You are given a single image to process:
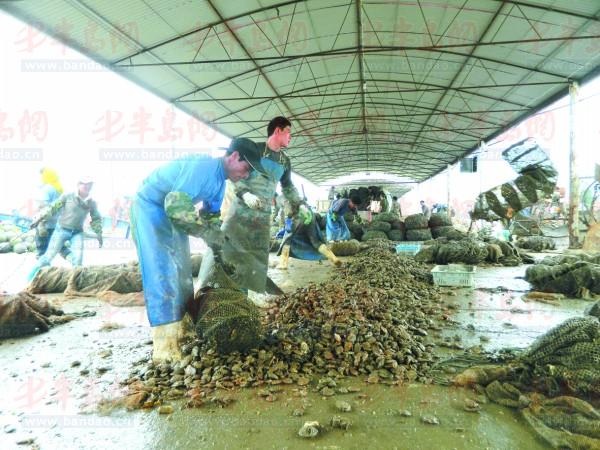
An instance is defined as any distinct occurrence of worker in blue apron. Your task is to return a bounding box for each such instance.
[131,138,265,363]
[326,195,360,241]
[277,205,341,269]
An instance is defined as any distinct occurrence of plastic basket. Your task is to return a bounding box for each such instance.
[395,242,422,256]
[431,264,476,287]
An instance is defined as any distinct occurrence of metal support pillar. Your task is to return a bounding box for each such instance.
[568,81,580,248]
[447,164,452,220]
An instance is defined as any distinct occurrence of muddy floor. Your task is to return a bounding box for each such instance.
[0,244,592,450]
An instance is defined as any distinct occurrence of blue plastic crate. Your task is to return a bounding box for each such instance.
[395,242,422,256]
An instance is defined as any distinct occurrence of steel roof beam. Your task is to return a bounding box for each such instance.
[497,0,600,22]
[406,1,507,160]
[113,0,308,64]
[170,36,580,101]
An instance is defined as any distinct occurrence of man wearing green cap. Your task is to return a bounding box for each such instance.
[131,138,265,363]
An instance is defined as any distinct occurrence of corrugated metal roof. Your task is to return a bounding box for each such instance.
[3,0,599,185]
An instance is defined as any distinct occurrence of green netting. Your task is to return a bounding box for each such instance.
[520,317,600,365]
[431,226,455,239]
[362,230,388,241]
[405,228,433,241]
[330,239,361,256]
[195,260,263,353]
[404,214,429,230]
[196,288,263,354]
[516,236,556,252]
[372,212,399,223]
[428,213,452,228]
[525,261,600,297]
[387,230,405,241]
[368,221,391,232]
[449,316,600,448]
[434,239,488,264]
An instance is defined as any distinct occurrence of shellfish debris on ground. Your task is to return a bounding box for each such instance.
[335,400,352,412]
[330,415,352,430]
[125,248,445,409]
[420,415,440,425]
[298,421,321,438]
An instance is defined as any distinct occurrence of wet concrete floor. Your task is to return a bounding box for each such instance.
[0,247,592,449]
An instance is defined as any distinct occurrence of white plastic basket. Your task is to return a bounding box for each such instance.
[431,264,476,287]
[395,242,422,256]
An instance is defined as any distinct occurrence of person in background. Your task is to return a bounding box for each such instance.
[33,168,71,259]
[420,200,431,220]
[28,177,102,281]
[328,186,335,201]
[326,195,360,241]
[391,195,401,218]
[277,205,341,270]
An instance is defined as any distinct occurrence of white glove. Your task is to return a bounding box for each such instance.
[299,204,309,214]
[242,192,264,210]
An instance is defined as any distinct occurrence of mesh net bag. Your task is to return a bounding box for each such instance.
[405,228,433,241]
[390,220,404,231]
[431,226,455,239]
[196,288,263,353]
[386,230,405,241]
[362,230,388,241]
[525,261,600,297]
[368,221,392,232]
[330,239,361,256]
[514,174,540,203]
[195,260,263,353]
[404,214,429,230]
[348,222,364,240]
[428,213,452,228]
[434,239,487,264]
[520,317,600,364]
[372,212,398,223]
[516,236,556,252]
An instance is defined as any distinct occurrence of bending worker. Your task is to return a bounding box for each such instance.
[326,195,360,241]
[132,138,265,363]
[28,177,102,281]
[277,205,341,270]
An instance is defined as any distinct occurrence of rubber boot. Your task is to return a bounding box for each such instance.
[318,244,342,267]
[277,245,290,270]
[151,320,184,363]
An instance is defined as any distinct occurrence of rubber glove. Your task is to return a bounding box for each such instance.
[242,192,264,210]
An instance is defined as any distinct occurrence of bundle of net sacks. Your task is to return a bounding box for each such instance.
[525,253,600,299]
[414,230,533,266]
[516,236,556,252]
[27,254,204,305]
[445,316,600,449]
[354,211,404,242]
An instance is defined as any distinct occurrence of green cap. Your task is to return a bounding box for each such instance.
[227,138,266,176]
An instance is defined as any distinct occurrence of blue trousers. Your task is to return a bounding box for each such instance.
[38,225,83,267]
